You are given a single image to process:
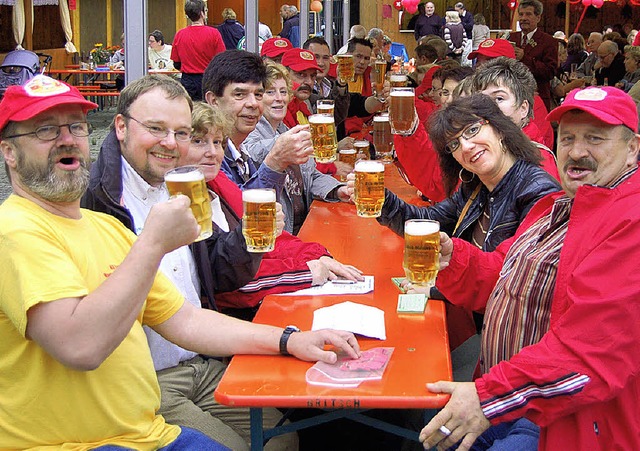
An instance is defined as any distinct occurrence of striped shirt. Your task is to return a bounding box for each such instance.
[480,167,637,373]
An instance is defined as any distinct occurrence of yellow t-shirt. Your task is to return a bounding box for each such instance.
[0,195,184,450]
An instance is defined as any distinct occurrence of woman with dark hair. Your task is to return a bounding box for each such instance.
[349,94,560,368]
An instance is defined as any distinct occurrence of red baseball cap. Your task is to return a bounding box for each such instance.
[547,86,638,132]
[0,75,97,132]
[281,48,321,72]
[260,37,293,58]
[468,39,516,60]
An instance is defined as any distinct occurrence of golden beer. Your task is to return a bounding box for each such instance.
[374,60,387,96]
[354,160,385,218]
[389,73,408,88]
[354,139,371,160]
[242,189,277,253]
[336,54,355,82]
[373,114,394,163]
[389,87,415,135]
[309,114,338,163]
[339,148,358,166]
[317,99,335,116]
[164,165,213,242]
[403,219,440,287]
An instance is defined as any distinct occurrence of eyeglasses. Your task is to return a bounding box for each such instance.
[124,114,191,142]
[3,122,93,141]
[445,120,489,153]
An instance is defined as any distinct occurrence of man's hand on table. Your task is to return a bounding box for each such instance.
[287,329,361,363]
[307,255,364,285]
[419,381,491,450]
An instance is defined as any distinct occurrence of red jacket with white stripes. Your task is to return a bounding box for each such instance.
[436,166,640,450]
[209,172,330,310]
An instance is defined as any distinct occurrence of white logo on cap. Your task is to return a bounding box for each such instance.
[574,87,607,102]
[23,75,71,97]
[300,51,314,61]
[274,39,288,48]
[480,40,495,48]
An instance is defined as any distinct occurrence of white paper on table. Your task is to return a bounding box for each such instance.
[277,276,374,296]
[312,301,386,340]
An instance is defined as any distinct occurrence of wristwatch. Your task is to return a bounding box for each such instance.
[279,325,300,356]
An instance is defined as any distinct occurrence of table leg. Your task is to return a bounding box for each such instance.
[250,408,265,451]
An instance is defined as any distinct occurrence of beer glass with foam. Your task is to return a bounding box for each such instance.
[373,114,394,163]
[354,139,371,160]
[403,219,440,288]
[374,59,387,98]
[338,148,357,181]
[164,165,213,242]
[354,160,385,218]
[309,113,338,163]
[336,54,355,82]
[242,189,277,253]
[389,87,415,135]
[389,73,408,88]
[316,99,335,116]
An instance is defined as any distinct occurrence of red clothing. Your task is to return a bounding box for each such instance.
[522,120,560,181]
[171,25,225,74]
[437,166,640,450]
[531,94,554,150]
[208,172,329,310]
[394,98,446,203]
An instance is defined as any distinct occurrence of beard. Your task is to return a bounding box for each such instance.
[14,146,91,203]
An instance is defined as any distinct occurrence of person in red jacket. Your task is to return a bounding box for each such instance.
[184,101,363,319]
[418,87,640,450]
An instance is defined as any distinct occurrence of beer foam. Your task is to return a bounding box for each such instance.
[390,90,414,97]
[355,160,384,172]
[242,189,276,203]
[340,149,357,154]
[405,220,439,236]
[165,168,204,182]
[389,74,407,81]
[373,115,390,122]
[308,114,334,124]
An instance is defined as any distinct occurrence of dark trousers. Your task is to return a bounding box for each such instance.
[181,73,204,102]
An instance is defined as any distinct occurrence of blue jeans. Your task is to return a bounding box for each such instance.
[470,418,539,450]
[92,426,230,450]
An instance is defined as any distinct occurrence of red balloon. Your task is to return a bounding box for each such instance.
[582,0,593,5]
[405,4,418,13]
[592,0,604,7]
[310,0,322,12]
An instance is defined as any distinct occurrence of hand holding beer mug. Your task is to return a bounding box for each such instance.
[309,113,338,163]
[373,114,394,163]
[403,219,440,288]
[336,54,355,83]
[338,148,357,181]
[316,99,335,116]
[354,139,371,160]
[353,160,385,218]
[242,189,277,253]
[389,87,416,136]
[164,165,213,242]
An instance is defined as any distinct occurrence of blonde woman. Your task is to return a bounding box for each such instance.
[443,10,468,61]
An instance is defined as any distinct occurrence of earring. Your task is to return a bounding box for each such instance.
[459,168,476,183]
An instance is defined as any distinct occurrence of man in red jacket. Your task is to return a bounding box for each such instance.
[419,86,640,450]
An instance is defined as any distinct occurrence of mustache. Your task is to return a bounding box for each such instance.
[296,84,312,92]
[563,157,597,172]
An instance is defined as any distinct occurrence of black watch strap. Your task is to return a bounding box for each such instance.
[279,325,300,356]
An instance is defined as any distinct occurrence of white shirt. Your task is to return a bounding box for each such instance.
[148,44,175,71]
[120,156,201,371]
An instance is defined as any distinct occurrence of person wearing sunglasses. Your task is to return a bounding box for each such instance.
[350,94,560,371]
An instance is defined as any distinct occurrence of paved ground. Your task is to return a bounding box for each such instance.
[0,106,116,203]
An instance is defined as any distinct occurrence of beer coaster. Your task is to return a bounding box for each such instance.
[397,293,427,314]
[391,277,406,292]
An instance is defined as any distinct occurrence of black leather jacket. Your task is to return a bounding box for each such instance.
[80,130,262,311]
[378,159,561,252]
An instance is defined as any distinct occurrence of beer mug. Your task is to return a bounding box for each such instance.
[316,99,335,116]
[242,189,277,253]
[309,114,338,163]
[374,59,387,98]
[336,54,355,82]
[389,87,415,136]
[389,73,408,88]
[373,114,394,163]
[338,148,357,181]
[354,160,385,218]
[164,165,213,242]
[354,139,371,160]
[403,219,440,288]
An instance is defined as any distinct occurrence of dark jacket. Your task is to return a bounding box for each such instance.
[377,159,561,252]
[595,52,626,87]
[459,10,474,39]
[414,14,441,41]
[217,19,245,50]
[81,130,262,311]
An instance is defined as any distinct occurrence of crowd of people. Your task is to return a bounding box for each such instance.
[2,0,640,449]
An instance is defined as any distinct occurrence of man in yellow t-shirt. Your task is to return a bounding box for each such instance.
[0,75,361,450]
